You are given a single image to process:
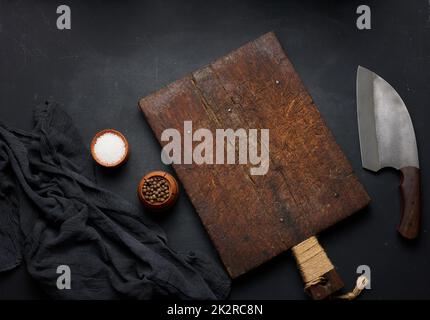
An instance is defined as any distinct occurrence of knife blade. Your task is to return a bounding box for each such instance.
[356,66,421,239]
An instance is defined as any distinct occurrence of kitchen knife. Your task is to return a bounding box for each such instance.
[356,66,421,239]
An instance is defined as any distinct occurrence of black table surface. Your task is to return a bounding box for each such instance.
[0,0,429,300]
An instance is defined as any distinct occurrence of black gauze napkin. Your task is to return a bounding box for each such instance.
[0,102,230,299]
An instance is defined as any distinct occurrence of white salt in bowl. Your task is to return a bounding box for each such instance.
[90,129,129,168]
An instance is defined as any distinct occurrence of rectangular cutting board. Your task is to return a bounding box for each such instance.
[139,32,370,278]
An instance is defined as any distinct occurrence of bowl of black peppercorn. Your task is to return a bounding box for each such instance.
[138,171,179,211]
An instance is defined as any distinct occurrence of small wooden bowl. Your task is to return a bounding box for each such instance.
[138,171,179,211]
[90,129,129,168]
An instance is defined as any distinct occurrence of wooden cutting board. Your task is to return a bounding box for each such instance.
[139,32,370,279]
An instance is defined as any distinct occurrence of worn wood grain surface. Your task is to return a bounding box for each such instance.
[139,32,370,278]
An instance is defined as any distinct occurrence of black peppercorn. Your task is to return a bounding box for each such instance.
[142,176,170,203]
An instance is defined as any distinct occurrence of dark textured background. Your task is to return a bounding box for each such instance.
[0,0,429,299]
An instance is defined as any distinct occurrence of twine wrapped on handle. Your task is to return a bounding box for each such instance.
[292,236,368,300]
[292,236,334,290]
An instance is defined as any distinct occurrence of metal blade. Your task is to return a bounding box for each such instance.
[356,66,419,172]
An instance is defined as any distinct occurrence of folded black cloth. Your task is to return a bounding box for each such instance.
[0,102,230,299]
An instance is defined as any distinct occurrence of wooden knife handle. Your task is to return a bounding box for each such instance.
[398,166,421,239]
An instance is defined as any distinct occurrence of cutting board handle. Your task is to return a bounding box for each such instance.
[292,237,344,300]
[398,166,421,239]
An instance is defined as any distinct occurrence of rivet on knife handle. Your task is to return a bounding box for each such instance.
[398,167,421,239]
